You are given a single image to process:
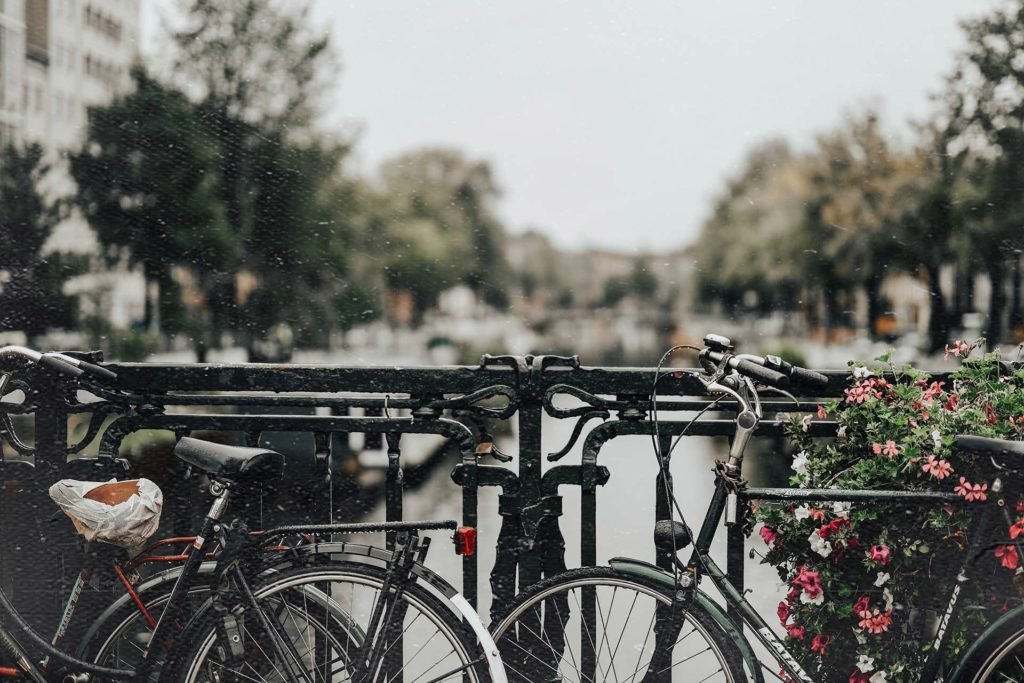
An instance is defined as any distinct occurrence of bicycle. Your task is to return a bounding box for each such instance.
[489,333,1024,682]
[0,346,507,683]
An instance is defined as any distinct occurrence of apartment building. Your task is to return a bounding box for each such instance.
[2,1,143,337]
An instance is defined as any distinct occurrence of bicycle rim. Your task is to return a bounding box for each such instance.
[492,569,744,682]
[179,564,487,683]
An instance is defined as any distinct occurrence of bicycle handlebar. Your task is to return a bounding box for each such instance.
[0,345,118,383]
[698,335,830,392]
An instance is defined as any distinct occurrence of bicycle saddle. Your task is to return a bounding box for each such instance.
[955,434,1024,460]
[175,437,285,483]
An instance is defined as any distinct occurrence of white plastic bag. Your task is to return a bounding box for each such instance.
[48,478,163,548]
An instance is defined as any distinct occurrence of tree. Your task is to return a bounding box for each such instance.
[945,1,1024,344]
[373,148,510,317]
[0,144,79,336]
[70,67,234,349]
[170,0,358,352]
[171,0,332,133]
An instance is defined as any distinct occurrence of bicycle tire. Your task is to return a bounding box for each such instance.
[958,616,1024,682]
[491,566,747,682]
[172,562,492,683]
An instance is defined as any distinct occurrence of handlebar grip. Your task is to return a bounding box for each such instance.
[77,360,118,382]
[733,358,790,389]
[790,366,829,389]
[38,354,85,378]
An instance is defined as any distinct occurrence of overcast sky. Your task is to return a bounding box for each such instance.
[142,1,1003,252]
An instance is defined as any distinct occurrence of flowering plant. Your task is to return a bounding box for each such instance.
[754,341,1024,681]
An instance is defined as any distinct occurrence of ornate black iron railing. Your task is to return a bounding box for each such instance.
[0,351,869,629]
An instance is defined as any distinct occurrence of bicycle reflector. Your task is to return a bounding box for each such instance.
[453,526,477,556]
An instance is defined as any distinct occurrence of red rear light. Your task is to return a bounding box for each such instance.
[453,526,477,556]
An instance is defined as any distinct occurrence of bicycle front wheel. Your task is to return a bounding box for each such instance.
[958,616,1024,682]
[491,566,746,682]
[175,562,491,683]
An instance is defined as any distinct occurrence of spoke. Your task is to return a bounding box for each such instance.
[501,627,586,683]
[551,596,583,678]
[571,587,611,682]
[593,587,621,683]
[627,598,658,683]
[242,623,289,682]
[607,587,641,671]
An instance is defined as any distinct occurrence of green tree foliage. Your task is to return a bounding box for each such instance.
[70,68,233,339]
[692,139,810,315]
[945,1,1024,344]
[0,144,79,335]
[370,148,510,318]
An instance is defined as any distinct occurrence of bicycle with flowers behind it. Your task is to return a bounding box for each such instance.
[489,333,1024,682]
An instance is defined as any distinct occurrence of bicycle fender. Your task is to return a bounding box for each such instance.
[946,603,1024,682]
[609,558,765,683]
[450,594,508,683]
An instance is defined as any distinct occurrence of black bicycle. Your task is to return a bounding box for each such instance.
[0,346,506,683]
[489,333,1024,683]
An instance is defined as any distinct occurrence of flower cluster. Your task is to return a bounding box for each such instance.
[753,341,1024,681]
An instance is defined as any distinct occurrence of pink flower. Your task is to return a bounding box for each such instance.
[792,566,823,600]
[944,393,959,412]
[944,340,971,359]
[852,595,870,614]
[955,477,988,502]
[810,633,830,656]
[922,456,953,480]
[817,405,828,419]
[759,525,778,546]
[869,544,891,566]
[996,545,1019,570]
[882,440,899,457]
[786,622,806,640]
[857,608,893,634]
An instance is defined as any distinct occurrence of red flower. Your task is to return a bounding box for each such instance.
[986,403,999,425]
[786,586,800,604]
[759,525,778,546]
[849,673,871,683]
[810,633,830,656]
[996,545,1019,570]
[944,393,959,412]
[809,508,827,522]
[869,544,891,565]
[777,601,790,626]
[852,595,870,614]
[1011,517,1024,539]
[818,518,849,540]
[817,405,828,419]
[786,623,806,640]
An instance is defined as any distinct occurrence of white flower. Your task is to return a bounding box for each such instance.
[794,504,811,520]
[833,501,851,519]
[855,629,867,645]
[791,452,809,477]
[870,672,889,683]
[883,588,894,610]
[799,589,824,606]
[808,529,833,558]
[857,654,875,672]
[800,414,813,432]
[853,366,874,379]
[837,424,848,439]
[932,429,942,449]
[874,572,890,587]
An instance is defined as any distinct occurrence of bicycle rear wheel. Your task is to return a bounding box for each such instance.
[491,566,746,682]
[174,562,491,683]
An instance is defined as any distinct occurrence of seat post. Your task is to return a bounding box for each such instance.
[206,480,232,523]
